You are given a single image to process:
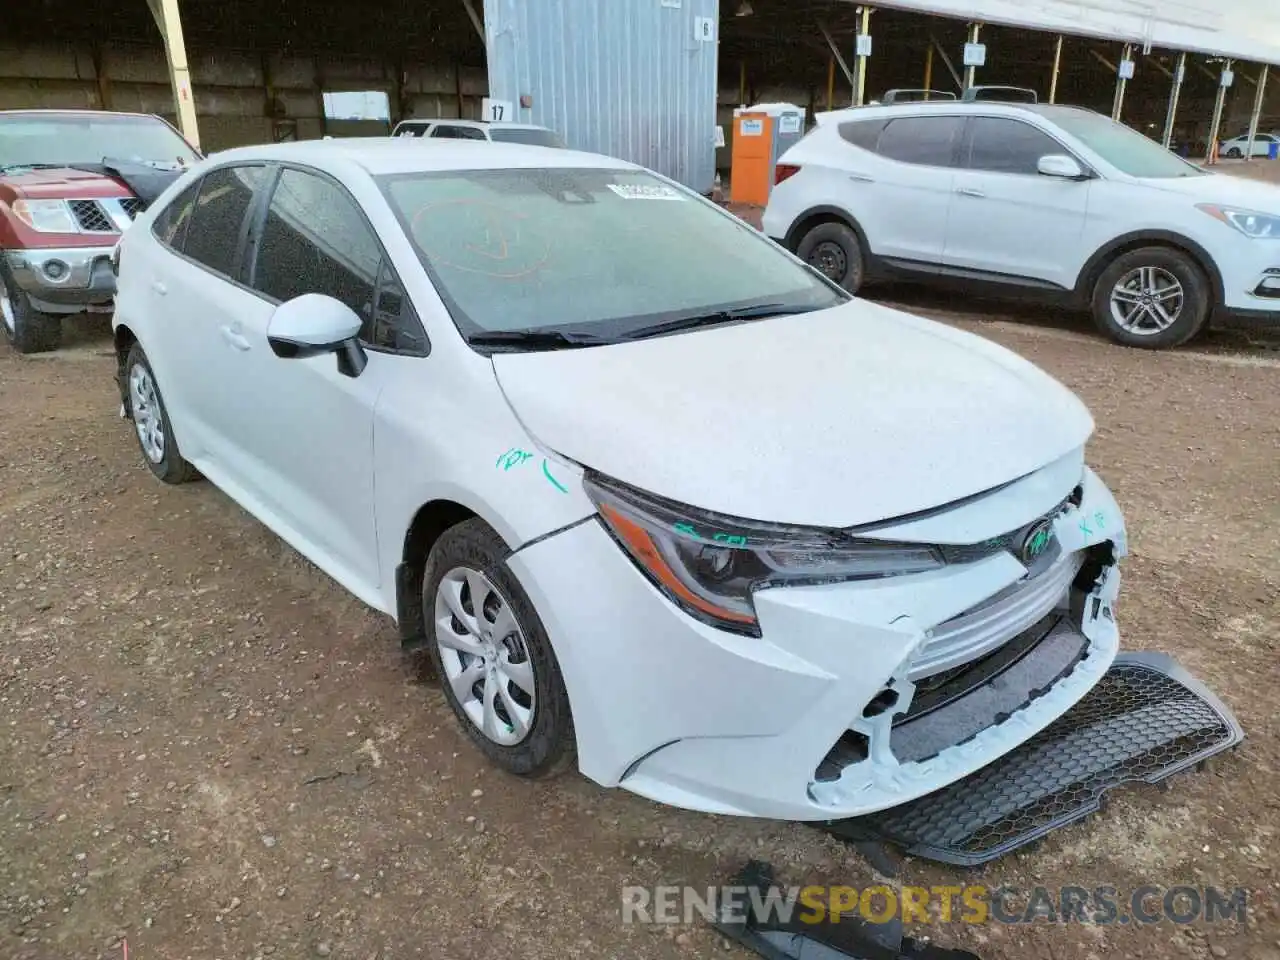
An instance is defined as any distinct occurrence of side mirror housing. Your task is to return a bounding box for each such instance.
[266,293,367,377]
[1038,154,1088,180]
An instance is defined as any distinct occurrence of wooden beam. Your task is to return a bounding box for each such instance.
[91,44,112,110]
[459,0,484,44]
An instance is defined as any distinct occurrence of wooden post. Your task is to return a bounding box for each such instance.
[314,57,328,137]
[1049,35,1063,104]
[923,45,933,98]
[91,45,112,110]
[739,61,747,105]
[1162,52,1186,149]
[826,57,835,110]
[1245,64,1269,161]
[145,0,200,148]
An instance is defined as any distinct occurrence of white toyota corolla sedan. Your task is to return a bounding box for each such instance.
[110,139,1127,821]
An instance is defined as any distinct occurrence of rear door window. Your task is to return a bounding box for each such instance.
[182,165,268,279]
[430,125,487,140]
[875,116,966,167]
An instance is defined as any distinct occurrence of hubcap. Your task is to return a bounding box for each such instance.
[0,276,15,337]
[807,240,848,282]
[433,567,536,747]
[128,363,166,464]
[1110,265,1185,335]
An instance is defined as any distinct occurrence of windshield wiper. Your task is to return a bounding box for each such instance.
[620,303,814,341]
[467,328,609,351]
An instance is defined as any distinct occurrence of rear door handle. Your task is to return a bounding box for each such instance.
[955,187,986,198]
[848,173,875,183]
[151,281,168,296]
[220,325,251,352]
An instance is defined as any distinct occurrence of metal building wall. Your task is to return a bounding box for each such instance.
[482,0,721,194]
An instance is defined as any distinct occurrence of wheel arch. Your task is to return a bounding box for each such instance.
[113,323,139,410]
[395,499,479,648]
[1075,230,1224,307]
[783,204,871,255]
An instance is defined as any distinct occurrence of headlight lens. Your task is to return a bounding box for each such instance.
[12,198,78,233]
[585,474,944,635]
[1197,203,1280,239]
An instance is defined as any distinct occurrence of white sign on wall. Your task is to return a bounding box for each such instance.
[482,98,514,122]
[779,114,802,134]
[740,118,764,136]
[1221,69,1235,88]
[694,16,715,42]
[963,42,986,67]
[1118,59,1135,80]
[714,125,726,148]
[855,34,873,57]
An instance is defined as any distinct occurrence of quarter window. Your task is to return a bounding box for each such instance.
[965,117,1065,175]
[876,116,966,166]
[182,165,267,278]
[251,168,426,353]
[838,118,889,151]
[151,181,200,250]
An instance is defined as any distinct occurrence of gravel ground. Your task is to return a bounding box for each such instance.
[2,290,1279,960]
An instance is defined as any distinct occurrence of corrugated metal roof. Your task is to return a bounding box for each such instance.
[483,0,721,193]
[839,0,1280,65]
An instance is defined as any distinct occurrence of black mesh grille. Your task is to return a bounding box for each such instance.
[823,653,1243,866]
[119,197,144,219]
[69,200,114,232]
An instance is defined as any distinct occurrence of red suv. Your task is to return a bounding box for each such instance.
[1,109,201,353]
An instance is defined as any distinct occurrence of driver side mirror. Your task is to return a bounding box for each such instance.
[266,293,367,378]
[1037,154,1088,180]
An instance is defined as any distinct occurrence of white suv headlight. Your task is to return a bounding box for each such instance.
[12,198,78,234]
[1197,203,1280,239]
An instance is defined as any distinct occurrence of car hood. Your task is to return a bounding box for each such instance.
[0,166,133,200]
[492,300,1094,528]
[1135,170,1280,210]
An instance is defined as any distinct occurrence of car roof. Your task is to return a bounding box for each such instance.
[205,137,633,176]
[0,108,161,120]
[819,101,1101,125]
[394,118,555,133]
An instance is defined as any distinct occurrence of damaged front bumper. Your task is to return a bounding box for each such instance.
[508,466,1126,821]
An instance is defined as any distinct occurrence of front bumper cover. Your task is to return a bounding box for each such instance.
[4,245,117,311]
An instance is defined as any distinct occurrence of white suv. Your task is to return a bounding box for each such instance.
[763,102,1280,349]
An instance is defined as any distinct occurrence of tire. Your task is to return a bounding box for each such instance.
[796,221,866,293]
[1090,246,1211,349]
[0,260,62,354]
[1225,147,1242,159]
[423,518,576,779]
[124,342,199,484]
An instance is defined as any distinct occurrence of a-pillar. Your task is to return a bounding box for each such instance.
[145,0,201,150]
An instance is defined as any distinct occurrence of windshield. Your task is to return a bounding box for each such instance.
[379,167,846,346]
[488,127,567,149]
[1048,109,1203,179]
[0,113,200,170]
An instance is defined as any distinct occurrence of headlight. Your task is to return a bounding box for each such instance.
[11,198,78,234]
[1197,204,1280,239]
[584,474,944,636]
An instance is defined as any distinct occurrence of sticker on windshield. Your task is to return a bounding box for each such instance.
[606,183,686,201]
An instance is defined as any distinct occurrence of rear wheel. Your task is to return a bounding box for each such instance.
[0,261,62,354]
[796,221,866,293]
[125,342,198,484]
[1091,246,1211,349]
[1224,146,1243,159]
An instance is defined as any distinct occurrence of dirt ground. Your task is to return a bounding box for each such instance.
[2,285,1279,960]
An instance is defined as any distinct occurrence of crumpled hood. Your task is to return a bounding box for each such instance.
[493,300,1094,528]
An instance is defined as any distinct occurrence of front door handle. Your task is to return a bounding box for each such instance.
[955,187,986,198]
[848,173,875,183]
[220,325,251,352]
[151,281,168,296]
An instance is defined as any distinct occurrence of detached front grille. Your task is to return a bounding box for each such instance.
[69,199,115,232]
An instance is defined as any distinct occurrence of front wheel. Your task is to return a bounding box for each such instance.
[1091,246,1211,349]
[1224,147,1243,159]
[424,518,576,778]
[0,261,62,354]
[125,343,199,484]
[796,221,866,293]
